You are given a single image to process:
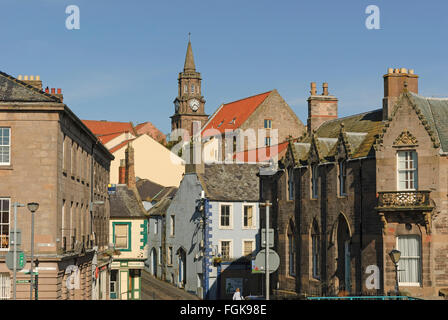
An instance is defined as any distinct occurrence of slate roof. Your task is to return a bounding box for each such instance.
[407,92,448,152]
[202,91,272,137]
[109,185,147,218]
[152,186,178,203]
[147,197,172,217]
[294,109,383,164]
[0,71,61,103]
[198,164,262,201]
[136,179,165,201]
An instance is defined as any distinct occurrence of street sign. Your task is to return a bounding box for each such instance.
[6,250,26,271]
[261,228,274,248]
[253,249,280,274]
[16,279,32,284]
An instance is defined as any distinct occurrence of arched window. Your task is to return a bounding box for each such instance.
[191,84,195,93]
[312,219,320,279]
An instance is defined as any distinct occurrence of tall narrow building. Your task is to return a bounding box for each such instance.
[171,39,208,137]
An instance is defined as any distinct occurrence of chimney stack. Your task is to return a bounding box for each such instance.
[185,141,204,174]
[125,143,136,189]
[383,67,418,120]
[118,159,126,184]
[307,82,338,135]
[18,75,43,90]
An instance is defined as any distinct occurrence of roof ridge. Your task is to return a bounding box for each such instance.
[223,90,272,106]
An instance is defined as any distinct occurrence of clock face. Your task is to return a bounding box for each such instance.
[189,99,200,112]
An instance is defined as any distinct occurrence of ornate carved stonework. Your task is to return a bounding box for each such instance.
[393,129,418,146]
[379,191,428,207]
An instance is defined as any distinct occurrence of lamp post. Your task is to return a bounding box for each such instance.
[389,249,401,296]
[27,202,39,300]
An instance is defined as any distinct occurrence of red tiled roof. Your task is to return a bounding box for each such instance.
[233,141,289,163]
[109,138,135,154]
[82,120,134,136]
[97,132,125,145]
[135,122,166,142]
[202,91,272,137]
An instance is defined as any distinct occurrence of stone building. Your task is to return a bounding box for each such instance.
[0,71,113,300]
[201,90,305,163]
[260,68,448,299]
[170,40,209,137]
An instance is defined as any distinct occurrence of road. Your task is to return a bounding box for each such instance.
[141,269,201,300]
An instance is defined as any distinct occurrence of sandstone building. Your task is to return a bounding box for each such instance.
[261,68,448,299]
[0,72,113,300]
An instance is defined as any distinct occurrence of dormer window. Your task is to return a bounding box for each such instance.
[229,118,236,125]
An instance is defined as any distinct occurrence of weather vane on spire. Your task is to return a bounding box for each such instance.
[188,32,191,42]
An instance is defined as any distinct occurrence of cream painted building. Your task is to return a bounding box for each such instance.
[109,184,148,300]
[109,134,185,187]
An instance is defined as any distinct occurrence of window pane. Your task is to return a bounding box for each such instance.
[244,241,253,256]
[397,236,421,284]
[221,206,230,227]
[115,225,128,248]
[221,241,230,259]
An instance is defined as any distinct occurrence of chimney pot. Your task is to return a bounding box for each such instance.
[45,87,49,93]
[24,75,29,80]
[323,83,329,96]
[310,82,317,96]
[57,88,62,94]
[36,75,40,80]
[409,69,414,75]
[394,68,400,74]
[400,68,408,74]
[388,68,394,74]
[18,75,23,80]
[30,75,34,81]
[51,88,55,94]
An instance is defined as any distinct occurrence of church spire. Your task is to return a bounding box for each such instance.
[184,34,196,72]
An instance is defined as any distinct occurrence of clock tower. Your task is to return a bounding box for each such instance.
[171,39,209,138]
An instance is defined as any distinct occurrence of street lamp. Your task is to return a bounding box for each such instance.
[389,249,401,296]
[27,202,39,300]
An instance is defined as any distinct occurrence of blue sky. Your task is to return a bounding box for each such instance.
[1,0,448,134]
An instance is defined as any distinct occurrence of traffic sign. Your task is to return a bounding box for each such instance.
[261,228,274,248]
[253,249,280,274]
[6,250,26,271]
[9,229,21,246]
